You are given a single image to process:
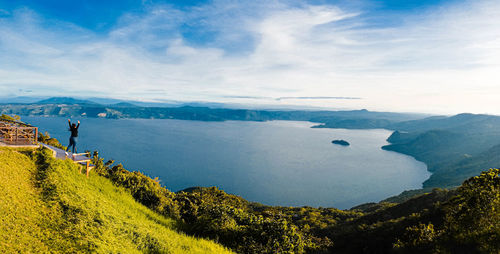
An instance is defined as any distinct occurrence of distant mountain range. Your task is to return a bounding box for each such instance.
[0,96,288,109]
[0,96,426,123]
[36,97,98,105]
[0,96,217,107]
[0,96,47,104]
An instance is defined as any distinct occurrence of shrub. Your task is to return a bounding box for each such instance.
[0,114,20,122]
[38,132,66,150]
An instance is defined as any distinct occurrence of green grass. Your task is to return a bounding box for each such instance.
[0,147,232,254]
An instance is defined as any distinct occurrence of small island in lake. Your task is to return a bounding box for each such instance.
[332,139,350,146]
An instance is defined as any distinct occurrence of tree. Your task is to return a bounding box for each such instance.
[440,168,500,253]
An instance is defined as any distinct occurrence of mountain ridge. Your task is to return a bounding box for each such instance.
[36,97,98,105]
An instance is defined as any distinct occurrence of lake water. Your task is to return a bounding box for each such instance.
[23,116,430,209]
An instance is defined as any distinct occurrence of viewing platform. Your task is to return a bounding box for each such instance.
[41,143,95,178]
[1,118,94,177]
[0,119,38,147]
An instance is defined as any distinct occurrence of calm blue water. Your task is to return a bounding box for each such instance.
[23,116,430,209]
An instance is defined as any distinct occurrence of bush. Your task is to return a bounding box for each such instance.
[393,223,439,253]
[175,188,307,253]
[38,132,66,150]
[393,168,500,253]
[100,160,179,218]
[0,114,20,122]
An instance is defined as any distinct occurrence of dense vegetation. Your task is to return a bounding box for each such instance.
[0,147,232,253]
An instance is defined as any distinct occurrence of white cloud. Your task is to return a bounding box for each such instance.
[0,0,499,114]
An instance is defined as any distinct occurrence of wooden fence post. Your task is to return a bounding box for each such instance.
[86,161,90,178]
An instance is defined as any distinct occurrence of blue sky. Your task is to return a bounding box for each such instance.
[0,0,499,113]
[0,0,457,44]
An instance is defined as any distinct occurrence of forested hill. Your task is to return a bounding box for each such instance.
[384,113,500,188]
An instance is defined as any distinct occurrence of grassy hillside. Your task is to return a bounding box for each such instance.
[0,147,232,253]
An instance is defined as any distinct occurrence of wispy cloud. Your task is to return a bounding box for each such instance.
[277,97,361,101]
[221,95,361,101]
[0,0,499,114]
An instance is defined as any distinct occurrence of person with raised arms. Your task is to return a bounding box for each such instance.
[66,119,80,154]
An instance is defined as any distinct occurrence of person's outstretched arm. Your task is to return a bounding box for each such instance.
[76,120,80,129]
[68,119,71,128]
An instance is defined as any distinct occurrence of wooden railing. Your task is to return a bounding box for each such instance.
[0,120,38,145]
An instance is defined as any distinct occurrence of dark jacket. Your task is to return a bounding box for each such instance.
[69,122,80,137]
